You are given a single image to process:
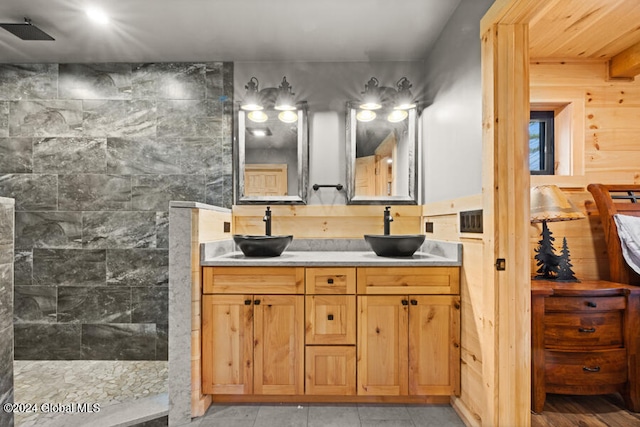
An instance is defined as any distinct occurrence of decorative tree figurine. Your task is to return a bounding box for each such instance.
[556,237,579,282]
[534,221,560,279]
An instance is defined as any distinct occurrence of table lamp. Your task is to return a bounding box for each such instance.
[530,185,585,281]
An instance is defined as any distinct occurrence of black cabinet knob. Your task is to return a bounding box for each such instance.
[327,314,334,320]
[327,278,334,284]
[401,300,409,306]
[410,299,418,305]
[586,301,597,308]
[582,366,601,373]
[254,299,261,305]
[244,299,251,305]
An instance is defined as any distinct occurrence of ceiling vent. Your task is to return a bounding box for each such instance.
[0,18,54,41]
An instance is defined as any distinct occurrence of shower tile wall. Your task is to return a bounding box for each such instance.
[0,62,234,360]
[0,197,14,427]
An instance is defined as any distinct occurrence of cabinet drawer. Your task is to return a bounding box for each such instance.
[203,266,304,294]
[545,296,625,313]
[545,349,627,387]
[357,267,459,295]
[544,311,623,348]
[306,295,356,345]
[306,268,356,294]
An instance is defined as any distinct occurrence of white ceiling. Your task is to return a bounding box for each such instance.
[0,0,462,63]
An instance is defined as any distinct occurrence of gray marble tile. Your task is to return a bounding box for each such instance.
[131,416,168,427]
[33,137,107,173]
[205,174,224,207]
[358,405,411,420]
[180,137,222,174]
[15,211,83,249]
[222,62,234,109]
[308,405,361,427]
[222,174,233,209]
[107,137,181,174]
[156,212,169,249]
[14,323,82,360]
[9,100,83,137]
[82,211,158,249]
[59,63,132,99]
[132,287,168,323]
[406,406,465,427]
[13,286,57,323]
[360,421,415,427]
[14,251,32,286]
[0,324,13,427]
[156,100,219,138]
[0,263,12,331]
[0,102,8,137]
[0,174,57,211]
[81,323,156,360]
[205,63,224,100]
[202,404,261,420]
[132,174,205,211]
[58,286,131,323]
[107,249,168,286]
[253,405,309,427]
[0,137,32,172]
[0,64,57,100]
[132,63,206,100]
[156,323,168,361]
[59,174,131,211]
[0,203,13,264]
[197,419,255,427]
[32,248,106,286]
[83,100,156,137]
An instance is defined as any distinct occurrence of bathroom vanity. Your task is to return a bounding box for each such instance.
[199,240,461,403]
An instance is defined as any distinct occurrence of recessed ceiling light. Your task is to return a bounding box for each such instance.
[86,7,110,25]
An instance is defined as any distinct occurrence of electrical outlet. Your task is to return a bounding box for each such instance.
[460,209,483,233]
[223,221,231,233]
[425,222,434,233]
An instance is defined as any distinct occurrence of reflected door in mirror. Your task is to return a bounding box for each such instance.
[244,164,288,196]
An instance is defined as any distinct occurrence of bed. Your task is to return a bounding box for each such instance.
[587,183,640,286]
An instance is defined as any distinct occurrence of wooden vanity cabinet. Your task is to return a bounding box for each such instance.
[202,267,304,395]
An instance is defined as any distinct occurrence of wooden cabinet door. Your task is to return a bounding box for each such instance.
[408,295,460,396]
[306,295,356,345]
[306,346,356,395]
[357,295,409,396]
[253,295,304,395]
[202,294,253,395]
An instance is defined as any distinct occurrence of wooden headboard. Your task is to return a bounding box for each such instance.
[587,184,640,286]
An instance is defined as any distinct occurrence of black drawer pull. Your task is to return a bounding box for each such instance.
[327,278,334,284]
[244,299,251,305]
[579,327,596,333]
[586,301,597,308]
[254,299,261,305]
[410,299,418,305]
[327,314,334,320]
[401,300,409,306]
[582,366,601,373]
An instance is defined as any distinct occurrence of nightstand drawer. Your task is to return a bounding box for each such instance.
[544,311,623,348]
[545,349,627,387]
[545,296,625,312]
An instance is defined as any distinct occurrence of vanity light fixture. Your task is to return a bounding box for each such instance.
[387,110,408,123]
[356,110,377,122]
[86,7,110,25]
[358,76,417,113]
[241,76,300,122]
[247,110,268,123]
[278,110,298,123]
[246,127,272,137]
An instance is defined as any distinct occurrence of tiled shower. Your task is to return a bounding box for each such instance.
[0,62,233,424]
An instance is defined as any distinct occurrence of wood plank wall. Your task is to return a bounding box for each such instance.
[191,208,232,416]
[422,194,484,427]
[530,61,640,282]
[232,205,423,237]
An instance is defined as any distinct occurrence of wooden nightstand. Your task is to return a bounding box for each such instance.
[531,279,640,413]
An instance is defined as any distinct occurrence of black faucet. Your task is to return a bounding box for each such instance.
[263,206,272,236]
[383,206,393,235]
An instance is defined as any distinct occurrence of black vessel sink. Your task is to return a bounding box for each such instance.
[364,234,426,257]
[233,234,293,257]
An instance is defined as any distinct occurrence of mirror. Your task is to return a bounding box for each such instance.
[234,103,308,204]
[345,103,418,204]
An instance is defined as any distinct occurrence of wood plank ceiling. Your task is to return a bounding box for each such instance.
[528,0,640,77]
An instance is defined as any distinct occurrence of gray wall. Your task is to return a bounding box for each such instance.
[234,61,424,205]
[0,197,14,426]
[421,0,494,203]
[0,63,233,360]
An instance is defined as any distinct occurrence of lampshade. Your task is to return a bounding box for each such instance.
[530,185,585,223]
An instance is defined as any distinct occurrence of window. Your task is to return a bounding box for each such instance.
[529,111,554,175]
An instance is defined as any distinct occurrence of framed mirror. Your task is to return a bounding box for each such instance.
[345,102,418,204]
[234,103,309,204]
